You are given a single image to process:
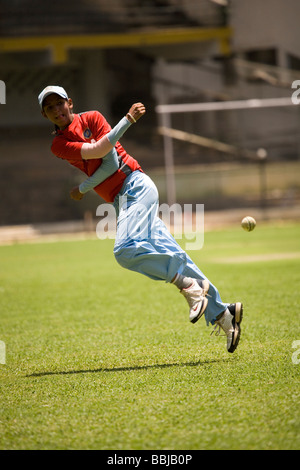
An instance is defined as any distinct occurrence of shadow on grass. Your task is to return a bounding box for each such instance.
[26,358,231,378]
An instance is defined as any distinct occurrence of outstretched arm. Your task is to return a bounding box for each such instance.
[81,102,145,160]
[70,102,146,200]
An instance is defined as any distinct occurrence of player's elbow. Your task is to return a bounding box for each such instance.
[81,138,113,160]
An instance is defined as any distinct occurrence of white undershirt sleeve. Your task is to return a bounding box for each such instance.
[78,148,119,194]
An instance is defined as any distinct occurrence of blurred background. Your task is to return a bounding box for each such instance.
[0,0,299,238]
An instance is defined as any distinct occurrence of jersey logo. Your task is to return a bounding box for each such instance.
[83,128,92,139]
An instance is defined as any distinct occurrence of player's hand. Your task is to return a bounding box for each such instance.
[127,102,146,123]
[70,186,84,201]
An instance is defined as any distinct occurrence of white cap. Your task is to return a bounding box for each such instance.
[38,86,68,109]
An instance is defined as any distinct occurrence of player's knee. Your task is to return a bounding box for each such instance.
[114,245,134,269]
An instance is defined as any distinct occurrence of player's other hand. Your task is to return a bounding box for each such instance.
[70,186,84,201]
[127,102,146,123]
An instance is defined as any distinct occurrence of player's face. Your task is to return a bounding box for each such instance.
[42,94,74,129]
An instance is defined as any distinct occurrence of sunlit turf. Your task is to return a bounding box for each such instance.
[0,222,299,449]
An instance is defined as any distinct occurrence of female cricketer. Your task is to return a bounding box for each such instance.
[38,85,243,353]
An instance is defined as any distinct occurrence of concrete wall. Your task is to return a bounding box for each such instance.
[230,0,300,67]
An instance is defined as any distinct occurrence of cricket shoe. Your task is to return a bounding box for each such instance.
[211,302,243,353]
[180,279,210,323]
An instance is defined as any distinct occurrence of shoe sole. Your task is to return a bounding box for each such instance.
[228,302,243,353]
[190,280,210,324]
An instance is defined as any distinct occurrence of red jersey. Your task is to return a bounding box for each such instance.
[51,111,143,202]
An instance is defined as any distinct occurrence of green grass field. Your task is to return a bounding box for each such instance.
[0,222,300,450]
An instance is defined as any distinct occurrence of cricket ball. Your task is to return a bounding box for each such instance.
[241,216,256,232]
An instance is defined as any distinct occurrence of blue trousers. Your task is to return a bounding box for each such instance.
[113,171,227,325]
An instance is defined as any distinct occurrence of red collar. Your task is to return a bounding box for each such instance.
[52,114,78,135]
